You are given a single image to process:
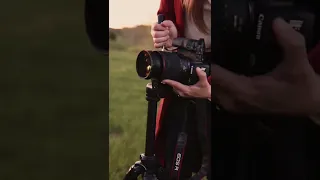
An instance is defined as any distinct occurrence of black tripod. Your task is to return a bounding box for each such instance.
[123,81,168,180]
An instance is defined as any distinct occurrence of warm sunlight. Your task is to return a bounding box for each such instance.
[109,0,160,29]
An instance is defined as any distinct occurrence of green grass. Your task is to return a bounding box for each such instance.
[109,24,155,178]
[109,48,150,179]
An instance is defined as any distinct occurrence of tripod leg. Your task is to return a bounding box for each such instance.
[144,99,157,156]
[123,161,146,180]
[123,83,163,180]
[144,82,160,156]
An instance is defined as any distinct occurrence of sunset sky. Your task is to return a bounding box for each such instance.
[109,0,160,29]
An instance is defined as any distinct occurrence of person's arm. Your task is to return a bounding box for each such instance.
[157,0,175,23]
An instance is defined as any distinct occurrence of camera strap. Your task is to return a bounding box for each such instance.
[191,99,211,180]
[169,100,190,180]
[169,99,211,180]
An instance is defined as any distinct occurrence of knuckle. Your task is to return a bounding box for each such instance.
[151,24,157,31]
[153,38,158,43]
[166,20,173,25]
[151,30,156,37]
[152,24,161,31]
[163,20,173,27]
[154,32,162,38]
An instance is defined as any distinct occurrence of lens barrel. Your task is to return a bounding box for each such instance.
[136,50,162,79]
[136,50,192,83]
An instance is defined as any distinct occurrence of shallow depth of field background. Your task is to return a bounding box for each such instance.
[0,1,108,179]
[109,26,155,179]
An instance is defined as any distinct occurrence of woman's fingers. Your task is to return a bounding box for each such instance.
[196,67,208,85]
[153,36,169,43]
[162,79,190,97]
[154,42,166,48]
[152,30,170,48]
[151,23,166,31]
[162,80,190,96]
[152,30,169,38]
[161,68,211,98]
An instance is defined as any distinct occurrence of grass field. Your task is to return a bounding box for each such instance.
[109,29,155,178]
[109,25,154,179]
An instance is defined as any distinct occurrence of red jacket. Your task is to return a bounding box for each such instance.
[155,0,320,166]
[154,0,189,166]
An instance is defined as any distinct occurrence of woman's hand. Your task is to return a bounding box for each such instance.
[162,68,211,99]
[151,20,178,48]
[211,18,320,114]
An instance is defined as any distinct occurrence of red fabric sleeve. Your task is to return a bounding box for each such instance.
[157,0,185,37]
[157,0,175,24]
[155,0,176,167]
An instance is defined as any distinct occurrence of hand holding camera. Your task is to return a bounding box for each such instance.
[149,18,211,99]
[151,20,178,48]
[162,67,211,99]
[211,18,320,114]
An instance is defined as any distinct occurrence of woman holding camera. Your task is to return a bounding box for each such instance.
[151,0,212,179]
[152,0,320,179]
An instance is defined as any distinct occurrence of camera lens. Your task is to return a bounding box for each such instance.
[136,50,162,79]
[136,50,195,83]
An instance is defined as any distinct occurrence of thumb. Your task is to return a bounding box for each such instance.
[211,64,252,95]
[196,67,208,84]
[161,20,175,29]
[272,18,308,62]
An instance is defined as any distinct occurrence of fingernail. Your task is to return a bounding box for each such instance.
[161,81,166,84]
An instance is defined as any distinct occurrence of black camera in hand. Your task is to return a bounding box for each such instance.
[211,0,317,75]
[135,38,211,98]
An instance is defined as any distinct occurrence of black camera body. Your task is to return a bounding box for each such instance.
[211,0,316,75]
[136,38,211,97]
